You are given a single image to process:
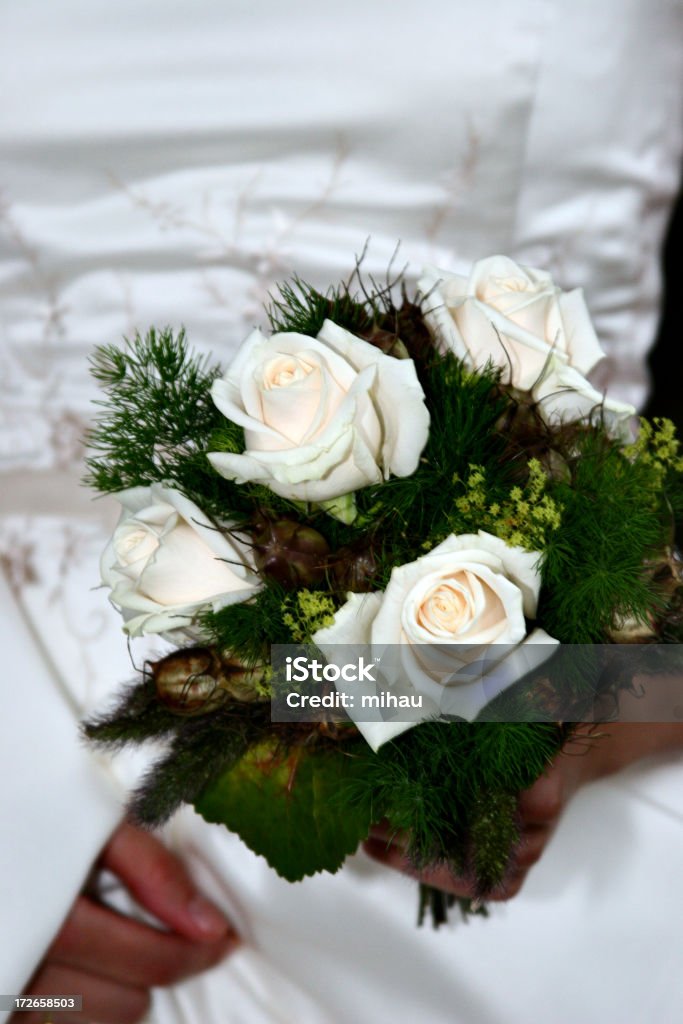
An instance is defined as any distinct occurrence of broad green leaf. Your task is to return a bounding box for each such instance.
[195,740,373,881]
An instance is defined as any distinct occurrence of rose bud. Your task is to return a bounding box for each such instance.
[253,517,331,587]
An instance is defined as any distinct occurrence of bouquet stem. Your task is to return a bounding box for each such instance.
[418,884,489,928]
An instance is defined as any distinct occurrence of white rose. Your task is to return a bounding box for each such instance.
[419,255,634,432]
[207,320,430,519]
[101,484,260,637]
[314,531,558,750]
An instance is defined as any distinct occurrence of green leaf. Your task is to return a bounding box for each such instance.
[194,740,373,881]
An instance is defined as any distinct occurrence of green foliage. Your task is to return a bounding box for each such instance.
[267,276,373,338]
[84,680,273,826]
[625,419,683,546]
[623,417,683,482]
[622,416,683,547]
[468,790,519,896]
[196,738,374,881]
[200,583,299,666]
[129,709,265,827]
[539,432,669,642]
[83,678,181,747]
[281,590,337,643]
[454,458,563,551]
[85,327,252,521]
[325,355,510,584]
[201,584,343,667]
[207,422,246,455]
[350,720,565,896]
[86,327,219,487]
[467,722,568,790]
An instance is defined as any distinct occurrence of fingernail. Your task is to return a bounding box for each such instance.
[186,896,231,939]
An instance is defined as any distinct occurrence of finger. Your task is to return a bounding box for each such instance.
[366,822,541,878]
[363,837,421,876]
[15,962,149,1024]
[487,869,528,901]
[363,839,529,902]
[519,735,599,826]
[101,823,234,942]
[367,822,407,848]
[363,839,476,898]
[512,824,551,869]
[518,768,565,825]
[49,895,237,989]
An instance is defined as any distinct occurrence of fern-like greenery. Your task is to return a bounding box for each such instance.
[200,583,298,667]
[539,432,668,642]
[267,276,374,338]
[85,327,254,521]
[350,721,569,893]
[318,355,511,577]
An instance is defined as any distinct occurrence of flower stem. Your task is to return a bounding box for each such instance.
[417,884,489,928]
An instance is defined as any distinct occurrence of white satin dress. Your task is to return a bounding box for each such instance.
[2,2,683,1022]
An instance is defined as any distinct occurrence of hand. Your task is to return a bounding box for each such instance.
[11,822,239,1024]
[364,723,683,902]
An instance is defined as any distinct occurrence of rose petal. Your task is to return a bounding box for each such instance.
[534,359,636,439]
[557,288,605,375]
[317,320,430,478]
[468,255,552,298]
[401,562,526,646]
[314,591,382,647]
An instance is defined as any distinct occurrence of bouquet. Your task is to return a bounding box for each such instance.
[85,254,683,926]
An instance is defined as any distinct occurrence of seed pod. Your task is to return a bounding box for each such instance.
[495,392,547,447]
[607,613,658,644]
[219,659,268,702]
[152,647,227,715]
[395,297,438,364]
[530,677,565,720]
[538,447,571,484]
[152,647,266,715]
[331,540,378,592]
[359,324,410,360]
[253,516,330,587]
[651,548,683,597]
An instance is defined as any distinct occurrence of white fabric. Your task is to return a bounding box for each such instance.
[1,1,683,1021]
[0,570,122,1000]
